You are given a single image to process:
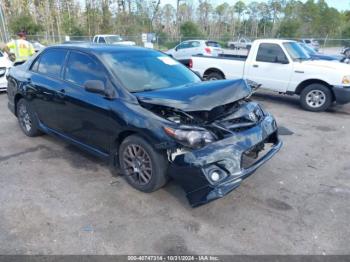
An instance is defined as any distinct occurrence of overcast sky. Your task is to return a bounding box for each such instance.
[159,0,350,11]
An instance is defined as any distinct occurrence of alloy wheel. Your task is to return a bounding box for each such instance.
[18,103,32,132]
[122,144,153,185]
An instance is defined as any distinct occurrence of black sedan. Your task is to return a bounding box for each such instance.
[6,44,282,207]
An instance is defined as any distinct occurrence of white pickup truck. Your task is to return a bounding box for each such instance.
[0,51,12,91]
[190,39,350,111]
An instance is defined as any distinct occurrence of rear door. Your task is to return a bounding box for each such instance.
[245,43,292,92]
[27,48,68,130]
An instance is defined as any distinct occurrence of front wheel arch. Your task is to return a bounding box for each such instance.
[295,79,333,96]
[112,130,164,167]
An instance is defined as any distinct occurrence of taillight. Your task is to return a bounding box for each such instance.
[189,59,193,68]
[204,47,211,54]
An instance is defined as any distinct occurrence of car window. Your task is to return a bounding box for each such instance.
[206,41,221,48]
[256,43,288,63]
[177,42,190,50]
[98,37,106,43]
[64,51,106,87]
[305,40,311,43]
[31,57,40,72]
[190,41,200,47]
[0,51,3,57]
[240,39,245,43]
[37,49,68,77]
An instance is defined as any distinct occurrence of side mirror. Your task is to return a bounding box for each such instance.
[84,80,106,95]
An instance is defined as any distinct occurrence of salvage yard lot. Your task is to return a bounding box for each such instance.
[0,91,349,254]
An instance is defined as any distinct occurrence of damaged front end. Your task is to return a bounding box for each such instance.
[137,79,282,207]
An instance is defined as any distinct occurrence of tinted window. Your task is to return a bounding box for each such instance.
[64,51,106,86]
[101,50,200,93]
[38,49,67,77]
[31,58,40,71]
[98,37,106,43]
[256,43,288,63]
[206,41,221,48]
[0,51,3,57]
[190,41,200,47]
[177,42,190,50]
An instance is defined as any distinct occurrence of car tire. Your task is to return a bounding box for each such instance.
[119,135,169,193]
[206,72,224,81]
[17,99,42,137]
[300,84,333,112]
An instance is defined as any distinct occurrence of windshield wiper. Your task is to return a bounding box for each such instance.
[295,57,310,62]
[131,88,156,93]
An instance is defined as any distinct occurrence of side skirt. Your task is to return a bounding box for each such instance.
[38,121,110,161]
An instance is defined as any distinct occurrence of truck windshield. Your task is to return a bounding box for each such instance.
[283,42,310,61]
[101,50,201,93]
[299,43,317,55]
[105,36,123,44]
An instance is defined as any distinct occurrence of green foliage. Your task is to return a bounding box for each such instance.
[9,14,43,35]
[278,19,300,38]
[180,21,203,38]
[3,0,350,43]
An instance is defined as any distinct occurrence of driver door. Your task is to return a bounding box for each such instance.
[245,43,292,92]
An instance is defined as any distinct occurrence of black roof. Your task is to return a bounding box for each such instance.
[47,43,149,53]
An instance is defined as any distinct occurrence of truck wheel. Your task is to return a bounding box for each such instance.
[300,84,333,112]
[119,135,169,193]
[17,99,42,137]
[206,72,224,81]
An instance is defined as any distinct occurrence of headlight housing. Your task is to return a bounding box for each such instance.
[342,75,350,85]
[164,126,215,149]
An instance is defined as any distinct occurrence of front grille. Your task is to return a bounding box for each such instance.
[220,114,260,133]
[241,133,278,169]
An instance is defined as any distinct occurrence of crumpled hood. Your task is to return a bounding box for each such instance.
[135,79,251,111]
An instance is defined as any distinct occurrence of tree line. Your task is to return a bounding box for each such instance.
[1,0,350,46]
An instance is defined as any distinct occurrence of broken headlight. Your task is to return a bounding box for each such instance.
[164,126,215,148]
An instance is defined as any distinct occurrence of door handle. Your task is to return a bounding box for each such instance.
[253,64,259,68]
